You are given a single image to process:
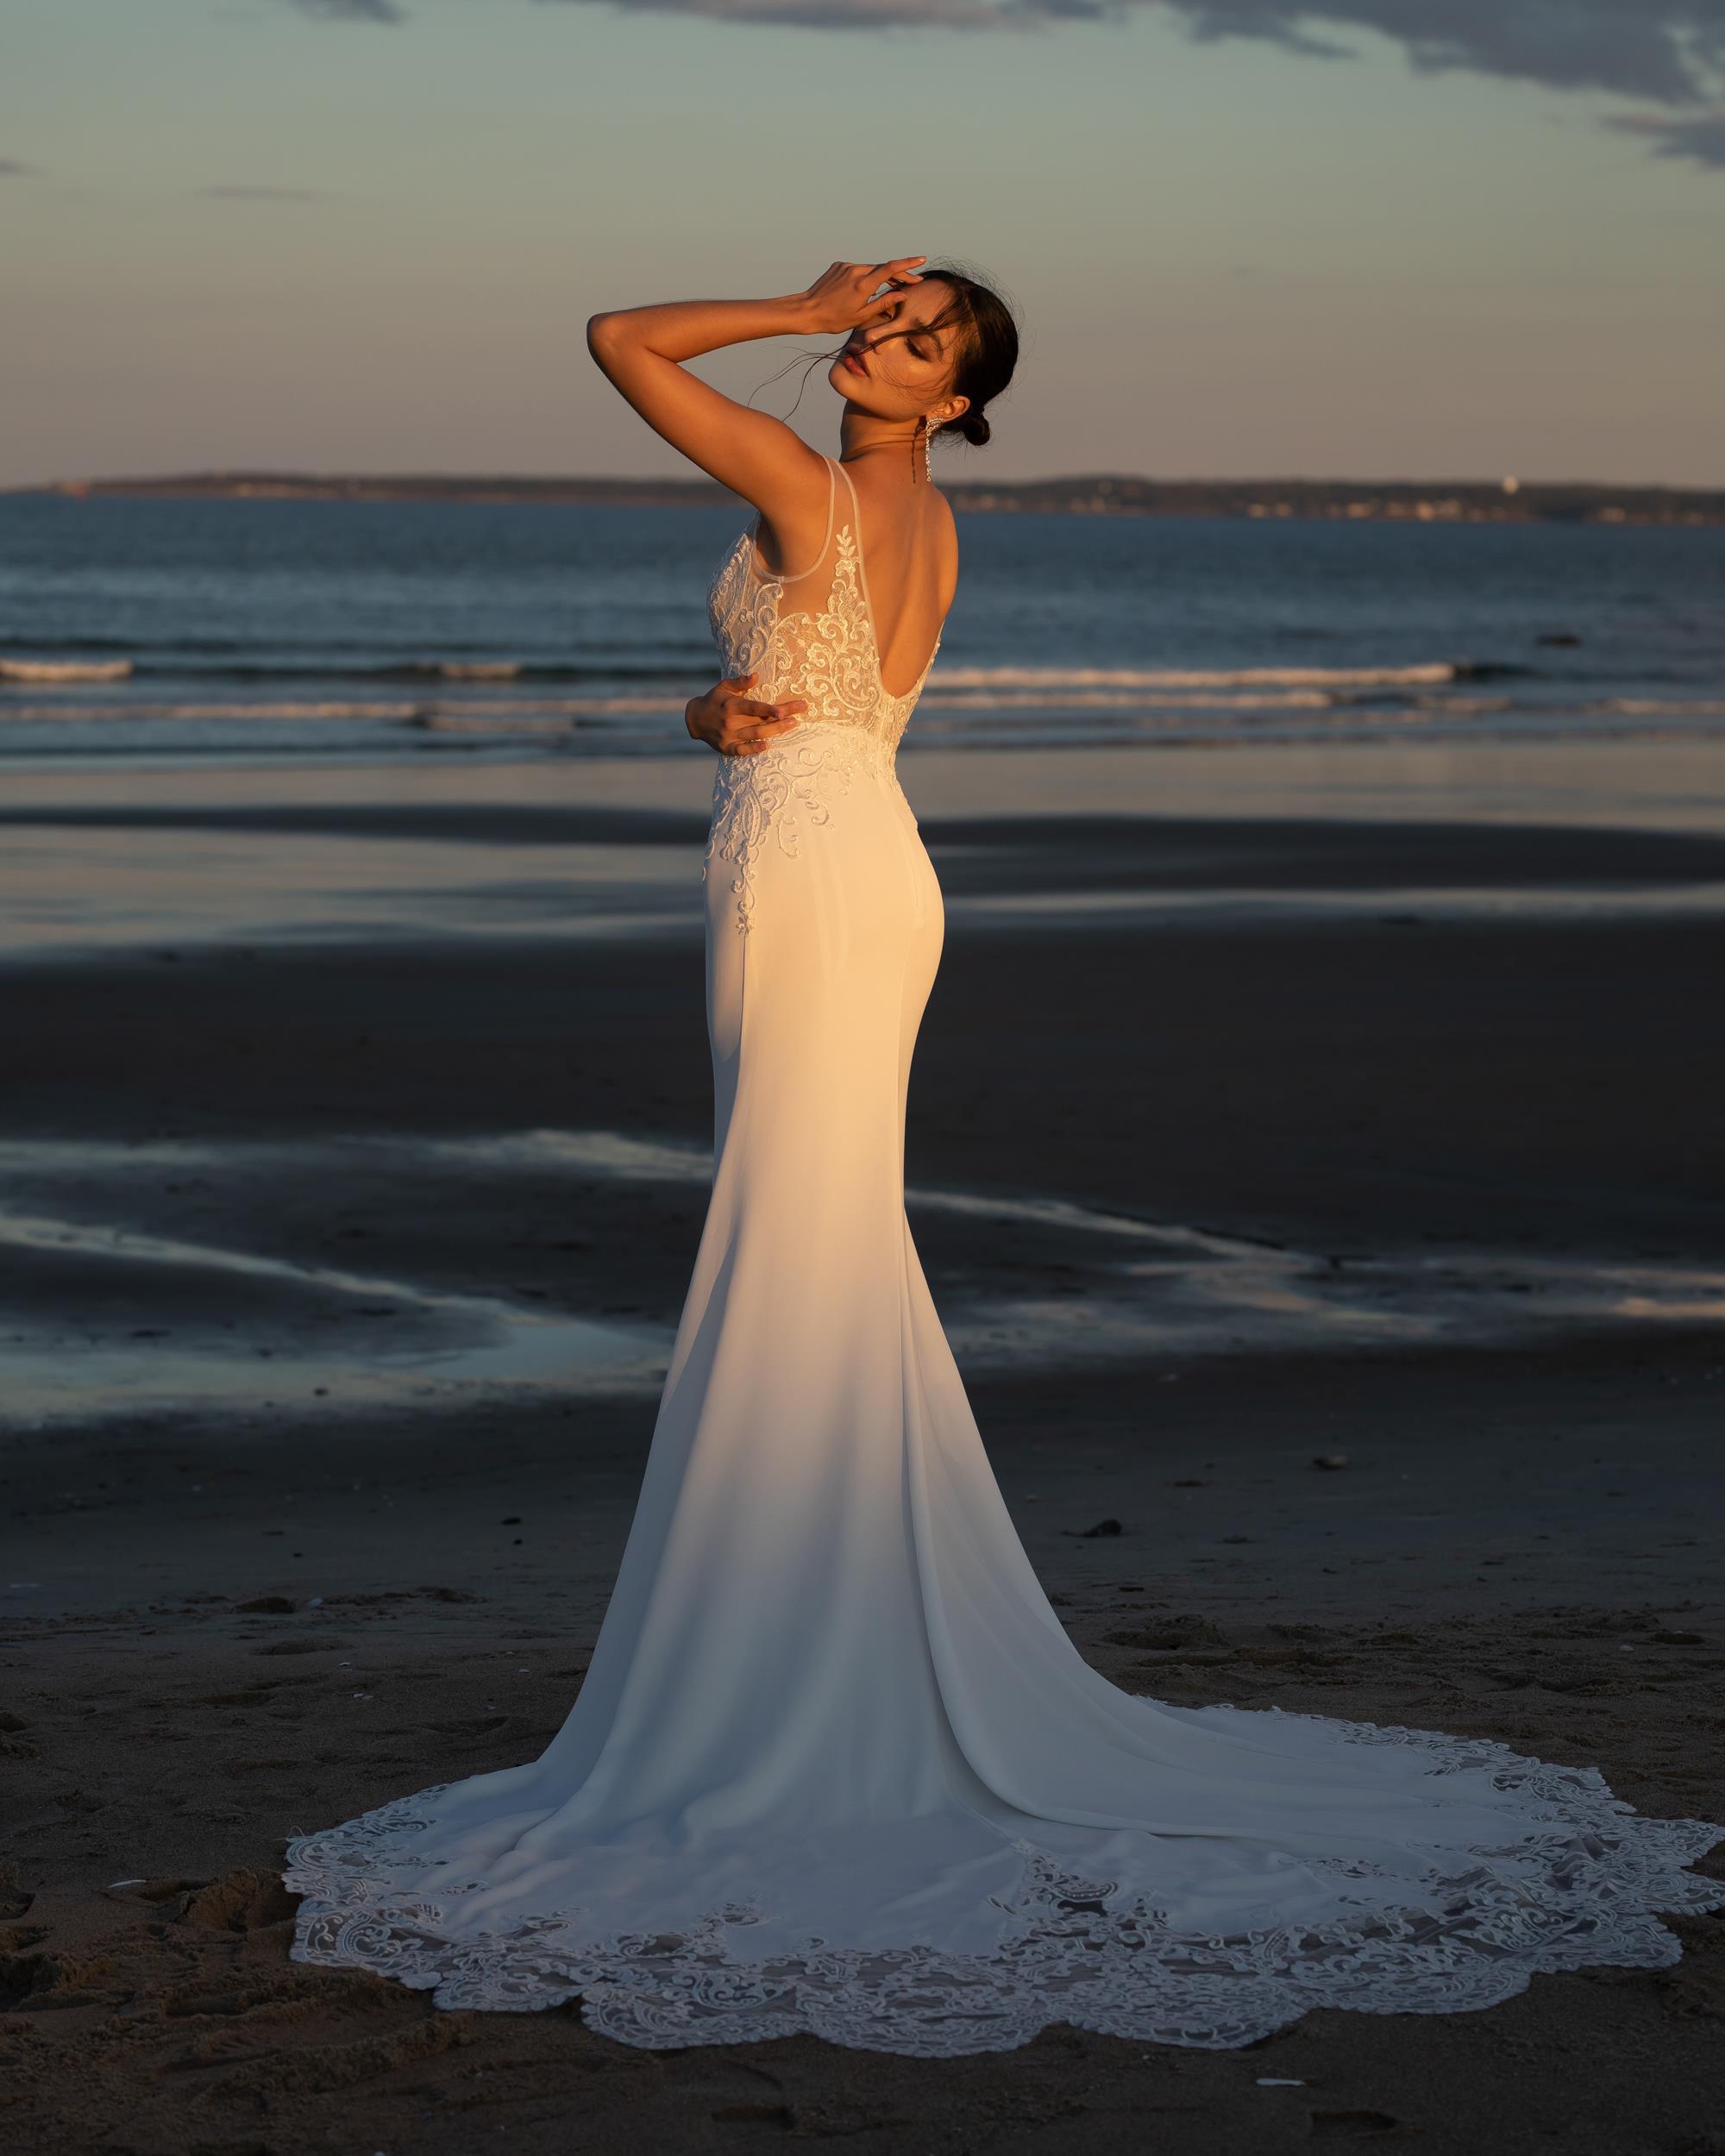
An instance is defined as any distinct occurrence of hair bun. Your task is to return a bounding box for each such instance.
[959,411,991,448]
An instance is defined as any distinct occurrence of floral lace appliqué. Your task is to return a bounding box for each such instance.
[702,503,938,935]
[704,729,873,935]
[284,1706,1725,2059]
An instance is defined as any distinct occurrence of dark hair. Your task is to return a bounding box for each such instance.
[913,265,1019,449]
[748,260,1019,451]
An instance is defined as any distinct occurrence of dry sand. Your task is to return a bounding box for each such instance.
[3,744,1722,2154]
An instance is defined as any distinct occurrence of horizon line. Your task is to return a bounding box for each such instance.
[10,469,1725,498]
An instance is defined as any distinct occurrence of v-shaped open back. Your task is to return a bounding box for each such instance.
[828,458,945,704]
[706,456,944,769]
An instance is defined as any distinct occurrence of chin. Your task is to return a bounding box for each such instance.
[830,359,892,412]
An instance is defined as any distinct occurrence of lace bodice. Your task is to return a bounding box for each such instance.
[706,454,941,771]
[701,455,944,934]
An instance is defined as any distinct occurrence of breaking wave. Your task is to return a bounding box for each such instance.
[0,658,135,683]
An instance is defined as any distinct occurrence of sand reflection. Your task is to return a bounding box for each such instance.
[3,1131,1720,1429]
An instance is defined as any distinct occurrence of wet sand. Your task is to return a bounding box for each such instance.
[3,743,1723,2153]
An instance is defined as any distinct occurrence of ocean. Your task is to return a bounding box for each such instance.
[1,492,1722,767]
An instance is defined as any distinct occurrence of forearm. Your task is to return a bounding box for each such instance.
[580,260,920,508]
[586,293,817,366]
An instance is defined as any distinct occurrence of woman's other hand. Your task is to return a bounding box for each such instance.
[685,673,806,757]
[796,259,926,336]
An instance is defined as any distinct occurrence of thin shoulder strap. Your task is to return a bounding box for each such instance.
[831,455,881,636]
[761,457,837,584]
[831,454,861,531]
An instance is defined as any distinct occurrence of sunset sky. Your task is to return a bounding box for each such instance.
[5,0,1723,487]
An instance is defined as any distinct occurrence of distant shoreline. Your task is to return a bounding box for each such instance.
[11,472,1725,526]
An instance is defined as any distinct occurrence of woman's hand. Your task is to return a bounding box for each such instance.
[795,259,926,338]
[686,673,806,757]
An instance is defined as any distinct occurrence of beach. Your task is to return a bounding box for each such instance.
[4,738,1723,2154]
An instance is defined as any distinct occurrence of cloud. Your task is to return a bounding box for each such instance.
[567,0,1070,22]
[0,158,34,176]
[266,0,1725,165]
[1604,103,1725,166]
[280,0,404,19]
[198,184,334,200]
[1159,3,1725,104]
[519,0,1725,103]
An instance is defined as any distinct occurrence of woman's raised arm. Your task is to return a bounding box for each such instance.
[585,260,925,524]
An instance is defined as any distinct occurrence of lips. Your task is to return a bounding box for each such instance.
[842,350,868,377]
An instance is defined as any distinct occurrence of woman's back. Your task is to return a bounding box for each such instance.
[837,454,957,699]
[707,454,955,763]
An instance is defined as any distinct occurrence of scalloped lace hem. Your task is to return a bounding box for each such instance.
[283,1713,1725,2057]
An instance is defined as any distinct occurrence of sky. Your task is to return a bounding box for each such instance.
[3,0,1724,486]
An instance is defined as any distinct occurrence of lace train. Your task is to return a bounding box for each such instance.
[284,1706,1724,2056]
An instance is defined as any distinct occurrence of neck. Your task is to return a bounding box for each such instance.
[837,409,929,482]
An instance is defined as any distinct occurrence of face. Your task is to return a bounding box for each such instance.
[827,277,970,429]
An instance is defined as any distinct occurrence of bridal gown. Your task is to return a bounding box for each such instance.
[285,454,1724,2054]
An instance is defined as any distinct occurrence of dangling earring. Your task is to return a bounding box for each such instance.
[919,414,934,482]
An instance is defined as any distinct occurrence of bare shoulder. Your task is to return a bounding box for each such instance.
[754,444,844,578]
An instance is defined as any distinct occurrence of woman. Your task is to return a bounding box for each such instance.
[286,260,1722,2055]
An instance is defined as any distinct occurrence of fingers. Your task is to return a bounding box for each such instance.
[859,256,924,322]
[724,697,806,723]
[722,714,802,756]
[710,687,806,756]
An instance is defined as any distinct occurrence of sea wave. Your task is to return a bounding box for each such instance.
[1598,698,1725,718]
[0,654,1556,695]
[9,687,1723,732]
[919,688,1345,711]
[0,695,675,725]
[400,661,523,680]
[924,662,1466,690]
[0,658,135,683]
[0,649,712,683]
[0,699,430,724]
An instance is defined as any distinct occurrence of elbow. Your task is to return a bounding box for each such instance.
[586,311,627,367]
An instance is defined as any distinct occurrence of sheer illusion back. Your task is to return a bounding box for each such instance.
[706,453,941,767]
[285,439,1725,2058]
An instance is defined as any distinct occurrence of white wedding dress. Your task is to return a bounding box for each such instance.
[285,454,1723,2054]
